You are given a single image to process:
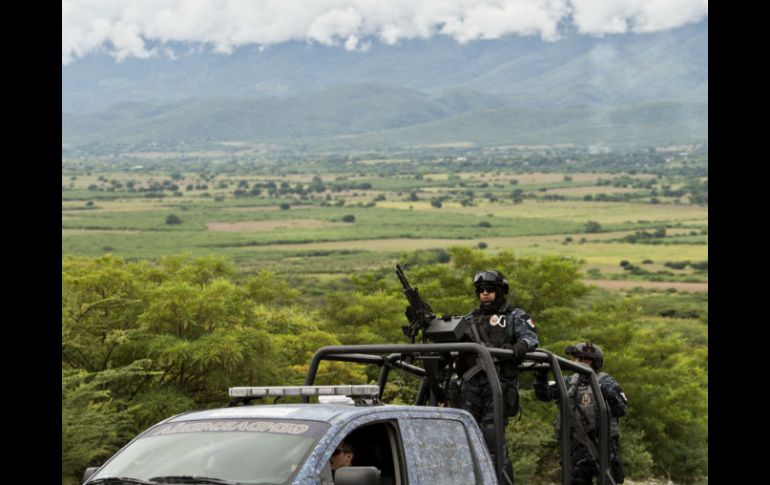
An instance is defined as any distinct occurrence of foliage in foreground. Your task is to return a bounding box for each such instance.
[62,250,707,484]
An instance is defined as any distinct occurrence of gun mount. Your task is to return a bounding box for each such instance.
[396,264,467,343]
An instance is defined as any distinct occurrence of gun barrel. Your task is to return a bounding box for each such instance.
[396,264,434,316]
[395,264,410,289]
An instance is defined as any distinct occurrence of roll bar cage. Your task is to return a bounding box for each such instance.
[303,343,614,485]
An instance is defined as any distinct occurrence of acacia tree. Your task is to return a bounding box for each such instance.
[61,255,341,484]
[62,255,147,373]
[62,366,142,485]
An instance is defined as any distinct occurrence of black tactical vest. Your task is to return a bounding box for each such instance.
[457,303,517,377]
[557,373,620,437]
[472,310,515,347]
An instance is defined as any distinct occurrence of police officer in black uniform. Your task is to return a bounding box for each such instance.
[533,342,628,484]
[456,270,539,485]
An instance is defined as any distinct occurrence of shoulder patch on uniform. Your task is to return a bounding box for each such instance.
[508,308,536,330]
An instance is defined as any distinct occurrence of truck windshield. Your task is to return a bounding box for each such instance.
[90,419,328,485]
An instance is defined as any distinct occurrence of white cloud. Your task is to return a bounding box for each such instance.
[307,7,365,47]
[570,0,708,35]
[440,0,570,43]
[62,0,708,65]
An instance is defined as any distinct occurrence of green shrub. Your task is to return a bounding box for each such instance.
[165,214,182,225]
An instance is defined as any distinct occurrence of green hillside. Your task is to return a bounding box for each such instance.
[62,86,706,151]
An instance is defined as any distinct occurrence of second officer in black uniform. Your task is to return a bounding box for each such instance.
[456,270,539,484]
[533,342,628,484]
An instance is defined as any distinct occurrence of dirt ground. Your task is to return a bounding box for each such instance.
[584,279,708,292]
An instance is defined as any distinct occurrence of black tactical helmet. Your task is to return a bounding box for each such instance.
[565,342,605,370]
[473,270,509,296]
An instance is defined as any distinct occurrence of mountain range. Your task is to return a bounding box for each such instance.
[62,20,707,151]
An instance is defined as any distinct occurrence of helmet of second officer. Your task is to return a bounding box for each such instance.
[565,342,605,370]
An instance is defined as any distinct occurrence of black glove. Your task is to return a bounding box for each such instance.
[511,341,529,363]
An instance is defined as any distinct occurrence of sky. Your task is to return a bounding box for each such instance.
[62,0,708,65]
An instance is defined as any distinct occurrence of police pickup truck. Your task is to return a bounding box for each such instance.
[82,343,616,485]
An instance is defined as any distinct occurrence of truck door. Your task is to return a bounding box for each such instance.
[402,416,491,485]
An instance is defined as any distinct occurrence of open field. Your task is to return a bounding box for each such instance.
[62,166,707,288]
[376,199,707,225]
[546,186,640,196]
[421,172,657,184]
[585,279,708,292]
[227,234,706,263]
[207,219,344,231]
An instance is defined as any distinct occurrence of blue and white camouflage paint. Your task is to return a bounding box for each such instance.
[121,403,498,485]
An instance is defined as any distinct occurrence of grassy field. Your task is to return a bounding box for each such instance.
[62,168,708,286]
[585,279,707,292]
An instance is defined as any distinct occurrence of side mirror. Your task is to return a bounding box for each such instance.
[334,466,381,485]
[81,467,99,483]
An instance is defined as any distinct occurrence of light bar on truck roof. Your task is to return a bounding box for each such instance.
[228,385,380,399]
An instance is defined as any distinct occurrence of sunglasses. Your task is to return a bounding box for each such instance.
[333,448,350,456]
[478,287,496,294]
